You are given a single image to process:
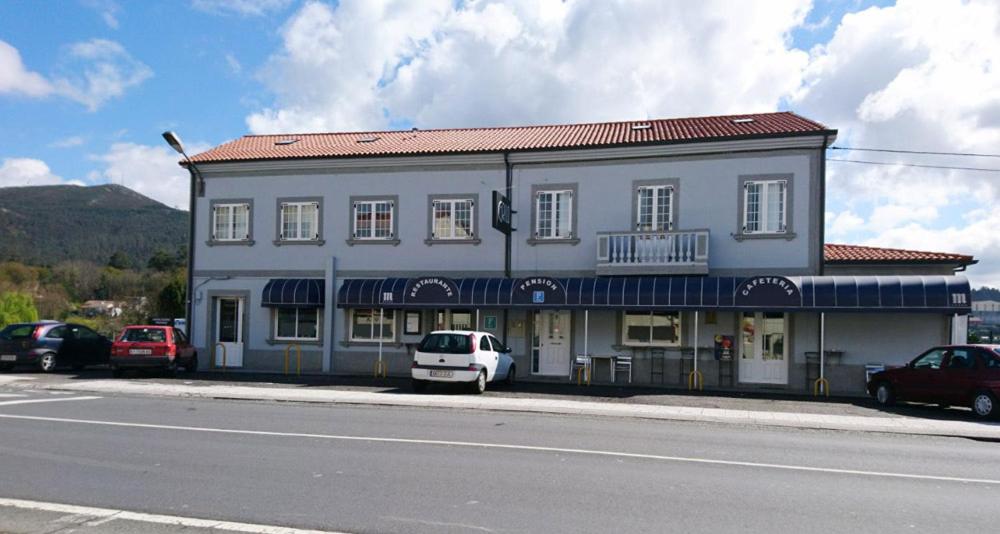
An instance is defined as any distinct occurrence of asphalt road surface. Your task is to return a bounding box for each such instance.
[1,388,999,534]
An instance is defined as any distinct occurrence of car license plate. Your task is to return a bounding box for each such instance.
[429,370,453,378]
[129,349,152,356]
[0,355,15,362]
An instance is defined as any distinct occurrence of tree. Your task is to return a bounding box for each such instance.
[108,251,131,270]
[157,272,186,319]
[0,292,39,328]
[147,248,185,272]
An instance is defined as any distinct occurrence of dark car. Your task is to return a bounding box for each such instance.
[867,344,1000,419]
[0,321,112,372]
[111,325,198,377]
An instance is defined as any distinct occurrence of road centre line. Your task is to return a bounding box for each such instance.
[1,412,998,486]
[0,396,100,406]
[0,497,349,534]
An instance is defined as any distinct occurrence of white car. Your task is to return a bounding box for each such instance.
[411,330,516,394]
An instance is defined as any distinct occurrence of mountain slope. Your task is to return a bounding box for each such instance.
[0,184,187,267]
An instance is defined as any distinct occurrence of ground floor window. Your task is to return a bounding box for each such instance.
[350,309,395,341]
[622,311,680,346]
[434,309,473,331]
[274,308,319,341]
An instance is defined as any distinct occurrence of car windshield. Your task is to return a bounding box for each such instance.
[0,324,35,340]
[121,328,167,343]
[419,333,472,354]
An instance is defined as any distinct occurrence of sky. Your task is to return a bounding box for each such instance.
[1,0,998,286]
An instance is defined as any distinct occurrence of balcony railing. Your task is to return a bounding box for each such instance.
[596,229,709,275]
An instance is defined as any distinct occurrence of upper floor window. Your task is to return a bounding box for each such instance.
[535,189,574,239]
[353,199,394,240]
[743,180,787,234]
[280,201,319,241]
[432,198,474,240]
[636,185,673,231]
[213,203,251,241]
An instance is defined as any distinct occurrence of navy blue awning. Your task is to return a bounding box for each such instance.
[262,279,325,308]
[337,275,971,313]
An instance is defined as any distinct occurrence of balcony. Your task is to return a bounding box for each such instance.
[596,229,709,276]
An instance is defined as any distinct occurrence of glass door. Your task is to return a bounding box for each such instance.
[215,297,244,367]
[738,312,787,384]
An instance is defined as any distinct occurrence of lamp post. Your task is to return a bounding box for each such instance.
[162,131,204,345]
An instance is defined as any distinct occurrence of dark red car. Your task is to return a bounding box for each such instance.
[867,344,1000,419]
[111,325,198,377]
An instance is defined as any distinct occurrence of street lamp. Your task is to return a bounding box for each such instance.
[162,131,204,348]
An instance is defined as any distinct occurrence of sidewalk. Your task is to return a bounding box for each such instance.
[8,374,1000,440]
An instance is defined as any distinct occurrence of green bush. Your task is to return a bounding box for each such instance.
[0,292,39,328]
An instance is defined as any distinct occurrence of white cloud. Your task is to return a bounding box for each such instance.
[224,52,242,74]
[88,142,210,210]
[0,158,84,187]
[82,0,121,29]
[50,135,86,148]
[826,210,865,240]
[52,39,153,111]
[247,0,812,133]
[0,40,53,97]
[0,38,151,110]
[192,0,292,16]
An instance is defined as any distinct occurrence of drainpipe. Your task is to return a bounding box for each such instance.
[503,152,513,345]
[819,133,829,276]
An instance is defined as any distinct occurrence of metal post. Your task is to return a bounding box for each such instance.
[584,309,590,384]
[820,312,826,393]
[378,308,384,375]
[476,309,481,330]
[693,310,699,376]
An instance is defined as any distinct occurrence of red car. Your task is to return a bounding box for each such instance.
[111,325,198,377]
[867,344,1000,419]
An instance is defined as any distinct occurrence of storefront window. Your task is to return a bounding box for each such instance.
[350,309,395,341]
[432,309,473,331]
[275,308,319,341]
[622,311,680,346]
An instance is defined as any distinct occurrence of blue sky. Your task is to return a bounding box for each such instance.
[1,0,997,286]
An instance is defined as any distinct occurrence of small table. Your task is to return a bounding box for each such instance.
[589,355,617,383]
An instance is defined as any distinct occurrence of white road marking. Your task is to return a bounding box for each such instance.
[1,413,998,486]
[0,376,36,383]
[0,393,27,398]
[0,497,349,534]
[0,396,100,407]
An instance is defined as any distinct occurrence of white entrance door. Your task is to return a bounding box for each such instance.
[738,312,788,384]
[534,310,571,376]
[215,297,244,368]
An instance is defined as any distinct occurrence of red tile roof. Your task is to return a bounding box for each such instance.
[824,244,975,265]
[189,111,833,163]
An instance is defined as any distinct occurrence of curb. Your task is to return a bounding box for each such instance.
[21,379,1000,440]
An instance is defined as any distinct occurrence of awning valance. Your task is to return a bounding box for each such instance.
[337,275,970,313]
[262,279,325,308]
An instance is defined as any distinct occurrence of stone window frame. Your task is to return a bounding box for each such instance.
[631,178,680,232]
[207,198,255,247]
[527,182,580,246]
[425,192,482,245]
[274,196,325,246]
[347,195,400,246]
[734,174,796,241]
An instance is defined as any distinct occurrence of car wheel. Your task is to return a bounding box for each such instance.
[39,352,57,373]
[412,379,428,393]
[874,382,895,406]
[505,365,516,387]
[972,391,997,419]
[185,354,198,373]
[165,360,178,377]
[471,370,487,394]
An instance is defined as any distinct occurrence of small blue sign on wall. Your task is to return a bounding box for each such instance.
[532,290,545,304]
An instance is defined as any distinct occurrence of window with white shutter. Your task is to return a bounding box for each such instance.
[212,202,251,241]
[280,201,319,241]
[742,180,787,234]
[352,199,395,240]
[431,198,474,240]
[636,185,673,231]
[534,189,573,239]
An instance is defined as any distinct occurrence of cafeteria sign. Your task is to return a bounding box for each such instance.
[734,276,801,308]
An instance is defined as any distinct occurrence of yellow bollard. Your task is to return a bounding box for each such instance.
[214,343,227,372]
[813,377,830,397]
[687,370,704,391]
[373,359,388,378]
[284,344,302,376]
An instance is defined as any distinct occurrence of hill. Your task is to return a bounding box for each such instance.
[0,184,187,267]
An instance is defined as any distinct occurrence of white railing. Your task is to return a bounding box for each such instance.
[597,229,709,273]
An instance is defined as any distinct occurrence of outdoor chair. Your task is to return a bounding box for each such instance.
[613,354,633,383]
[572,354,592,385]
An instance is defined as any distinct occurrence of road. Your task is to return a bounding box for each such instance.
[1,387,999,533]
